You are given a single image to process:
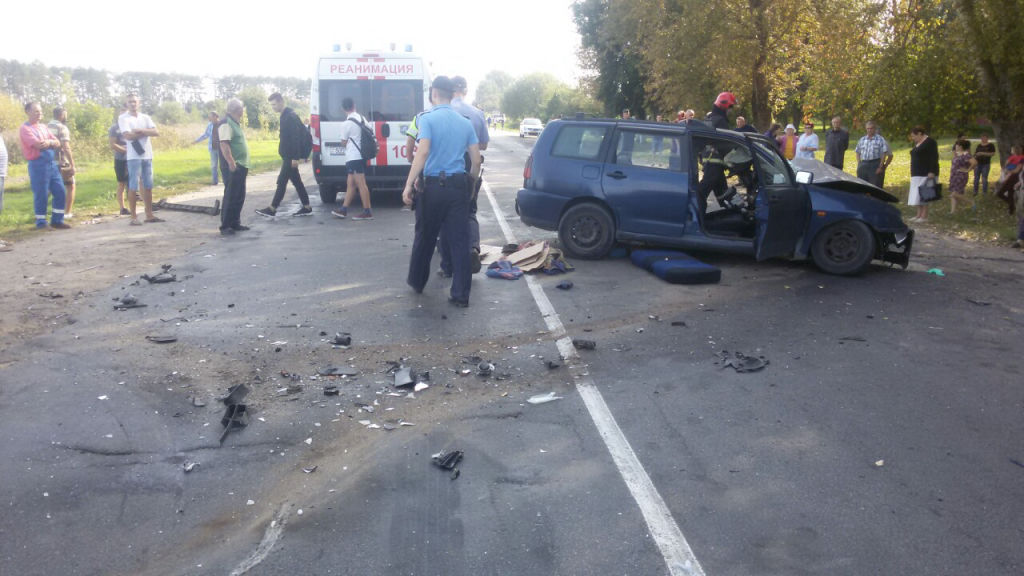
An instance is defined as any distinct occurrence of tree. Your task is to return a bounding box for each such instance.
[954,0,1024,161]
[573,0,648,117]
[501,73,563,120]
[475,70,514,112]
[237,85,271,129]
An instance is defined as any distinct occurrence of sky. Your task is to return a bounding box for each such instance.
[1,0,585,101]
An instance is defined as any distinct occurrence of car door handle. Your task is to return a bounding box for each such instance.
[606,171,627,180]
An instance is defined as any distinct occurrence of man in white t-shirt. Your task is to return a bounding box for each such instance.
[331,97,373,220]
[118,93,162,225]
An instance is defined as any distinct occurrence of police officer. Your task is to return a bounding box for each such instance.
[440,75,490,275]
[402,76,481,307]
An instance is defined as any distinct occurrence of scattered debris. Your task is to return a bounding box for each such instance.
[38,292,63,299]
[183,461,199,473]
[303,466,318,474]
[304,437,313,445]
[874,460,885,468]
[414,382,429,392]
[965,297,991,306]
[556,280,574,290]
[141,267,177,284]
[838,336,867,343]
[319,366,359,377]
[114,294,147,310]
[323,386,340,396]
[394,366,416,388]
[219,384,250,445]
[155,197,221,216]
[145,335,178,344]
[527,391,563,404]
[191,396,206,407]
[432,450,463,480]
[927,268,945,277]
[545,360,561,370]
[331,332,352,347]
[716,350,769,373]
[572,339,596,350]
[97,395,109,401]
[477,362,494,376]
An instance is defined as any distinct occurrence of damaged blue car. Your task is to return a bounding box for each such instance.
[515,118,913,275]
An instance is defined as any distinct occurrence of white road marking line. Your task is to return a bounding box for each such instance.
[229,503,289,576]
[482,182,706,576]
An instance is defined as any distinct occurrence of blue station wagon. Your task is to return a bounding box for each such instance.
[515,118,913,275]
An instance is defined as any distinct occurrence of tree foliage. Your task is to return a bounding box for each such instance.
[572,0,1004,139]
[475,71,515,112]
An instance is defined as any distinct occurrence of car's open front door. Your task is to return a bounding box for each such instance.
[749,139,811,260]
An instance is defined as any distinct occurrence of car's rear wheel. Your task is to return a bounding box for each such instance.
[811,220,876,275]
[558,203,616,259]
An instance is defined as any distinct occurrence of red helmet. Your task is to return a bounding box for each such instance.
[715,92,737,109]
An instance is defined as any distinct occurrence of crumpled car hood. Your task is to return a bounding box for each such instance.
[790,157,899,203]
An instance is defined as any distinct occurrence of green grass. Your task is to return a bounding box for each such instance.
[861,137,1018,244]
[1,139,280,237]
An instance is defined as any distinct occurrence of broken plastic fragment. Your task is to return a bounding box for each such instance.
[304,438,312,445]
[556,280,573,290]
[874,460,885,467]
[528,391,563,404]
[145,335,178,344]
[303,466,318,474]
[246,500,255,506]
[414,382,429,392]
[394,367,415,387]
[927,268,945,277]
[331,333,352,347]
[716,350,769,373]
[183,461,199,473]
[431,450,464,470]
[97,395,109,401]
[572,339,596,350]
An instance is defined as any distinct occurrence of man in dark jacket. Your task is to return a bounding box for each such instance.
[706,92,735,129]
[823,116,850,170]
[257,93,312,217]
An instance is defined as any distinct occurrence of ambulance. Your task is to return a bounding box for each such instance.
[310,45,431,203]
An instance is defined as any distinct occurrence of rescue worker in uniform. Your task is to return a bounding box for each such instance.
[699,92,738,207]
[402,76,481,307]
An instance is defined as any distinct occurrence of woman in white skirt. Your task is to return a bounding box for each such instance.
[907,126,939,222]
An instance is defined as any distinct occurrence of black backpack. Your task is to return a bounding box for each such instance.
[347,117,378,161]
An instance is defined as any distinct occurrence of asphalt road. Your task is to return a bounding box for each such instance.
[1,132,1023,576]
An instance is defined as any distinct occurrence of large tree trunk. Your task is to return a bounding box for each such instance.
[954,0,1023,164]
[749,0,772,130]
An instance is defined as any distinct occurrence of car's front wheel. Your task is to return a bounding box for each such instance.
[319,185,339,205]
[811,220,876,275]
[558,203,616,259]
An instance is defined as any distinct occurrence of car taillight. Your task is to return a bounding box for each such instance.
[523,153,533,180]
[311,114,321,151]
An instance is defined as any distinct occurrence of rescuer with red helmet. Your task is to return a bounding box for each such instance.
[706,91,736,130]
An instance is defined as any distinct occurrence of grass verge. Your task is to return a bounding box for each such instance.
[1,139,280,238]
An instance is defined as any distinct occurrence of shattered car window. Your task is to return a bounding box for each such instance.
[613,130,681,171]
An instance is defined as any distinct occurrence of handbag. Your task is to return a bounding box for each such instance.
[59,162,75,181]
[919,177,942,203]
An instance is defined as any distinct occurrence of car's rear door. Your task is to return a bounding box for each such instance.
[749,138,810,260]
[600,126,689,237]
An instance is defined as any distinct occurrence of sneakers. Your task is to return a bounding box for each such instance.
[331,207,347,219]
[255,206,277,218]
[293,206,313,217]
[351,209,374,220]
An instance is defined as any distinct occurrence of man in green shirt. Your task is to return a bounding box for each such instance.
[218,98,249,236]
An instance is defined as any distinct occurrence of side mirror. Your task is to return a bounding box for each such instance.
[795,170,813,184]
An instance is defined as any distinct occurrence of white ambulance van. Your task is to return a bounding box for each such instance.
[310,46,431,203]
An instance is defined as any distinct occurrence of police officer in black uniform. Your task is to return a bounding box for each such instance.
[402,76,482,307]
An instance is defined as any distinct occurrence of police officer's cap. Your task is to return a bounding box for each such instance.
[451,76,468,93]
[431,76,456,95]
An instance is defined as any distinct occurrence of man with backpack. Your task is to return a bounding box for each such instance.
[332,97,374,220]
[257,93,313,217]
